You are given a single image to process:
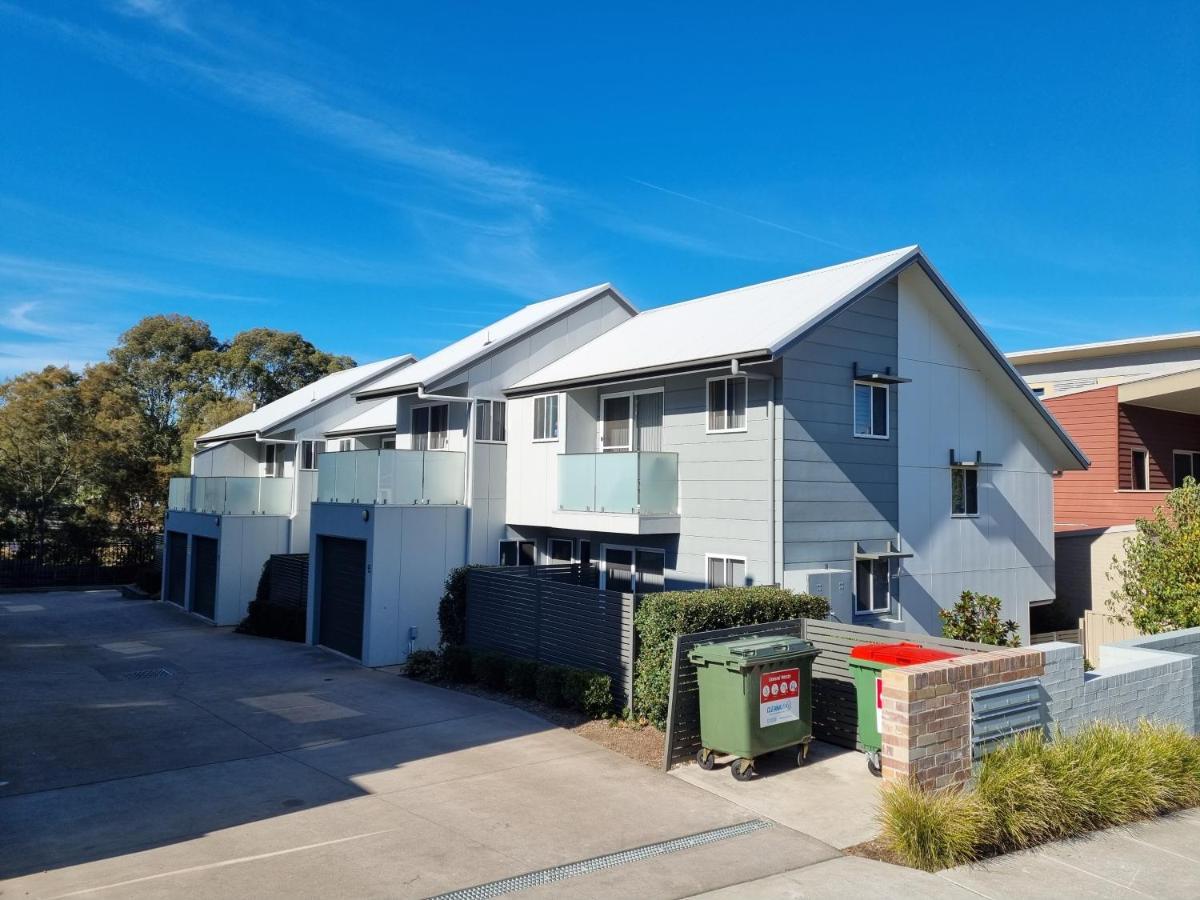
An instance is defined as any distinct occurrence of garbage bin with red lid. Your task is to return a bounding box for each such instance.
[848,641,960,776]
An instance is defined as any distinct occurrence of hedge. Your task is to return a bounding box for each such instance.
[633,586,830,727]
[437,565,480,647]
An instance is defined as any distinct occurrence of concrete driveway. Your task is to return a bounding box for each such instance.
[0,590,839,898]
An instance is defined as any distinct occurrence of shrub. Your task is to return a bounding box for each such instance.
[506,658,540,699]
[633,587,830,726]
[562,668,614,718]
[974,730,1064,849]
[879,780,987,871]
[404,649,442,682]
[472,651,510,690]
[535,664,569,707]
[133,564,162,596]
[437,565,478,646]
[441,644,474,682]
[939,590,1020,646]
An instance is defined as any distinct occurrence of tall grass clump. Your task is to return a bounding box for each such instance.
[880,721,1200,871]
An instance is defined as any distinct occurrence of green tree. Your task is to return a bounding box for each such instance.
[939,590,1021,646]
[0,367,88,542]
[220,328,354,408]
[1109,478,1200,633]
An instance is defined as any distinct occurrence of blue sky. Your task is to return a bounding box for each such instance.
[1,1,1197,376]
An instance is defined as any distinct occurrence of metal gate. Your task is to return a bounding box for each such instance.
[165,532,187,606]
[317,537,366,660]
[190,537,218,620]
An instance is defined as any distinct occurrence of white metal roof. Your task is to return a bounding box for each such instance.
[510,247,919,391]
[1008,330,1200,365]
[355,284,629,398]
[324,398,397,436]
[197,354,415,443]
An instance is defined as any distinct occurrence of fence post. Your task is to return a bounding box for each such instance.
[533,576,543,660]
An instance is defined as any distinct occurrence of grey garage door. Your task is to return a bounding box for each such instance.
[165,532,187,606]
[190,537,218,621]
[317,537,366,660]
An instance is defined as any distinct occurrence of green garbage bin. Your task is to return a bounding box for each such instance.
[688,635,820,781]
[848,641,960,776]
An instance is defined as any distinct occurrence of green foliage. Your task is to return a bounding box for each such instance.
[219,328,354,409]
[438,565,479,646]
[403,650,443,682]
[472,651,510,690]
[562,668,615,718]
[441,645,474,683]
[880,722,1200,870]
[879,780,987,871]
[505,658,540,698]
[633,587,830,727]
[535,664,569,707]
[938,590,1020,646]
[1109,478,1200,632]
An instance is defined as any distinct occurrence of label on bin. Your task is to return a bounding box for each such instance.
[875,677,884,733]
[759,668,800,727]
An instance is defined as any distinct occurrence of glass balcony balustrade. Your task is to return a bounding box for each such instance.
[167,476,294,515]
[315,449,466,505]
[557,452,678,515]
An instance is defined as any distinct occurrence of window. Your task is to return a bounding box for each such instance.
[853,382,889,438]
[1131,447,1149,491]
[499,540,535,566]
[335,438,353,452]
[601,395,631,450]
[263,444,285,477]
[547,538,573,563]
[533,394,559,441]
[602,546,665,593]
[475,399,506,443]
[951,467,979,516]
[381,437,396,450]
[412,404,449,450]
[1031,387,1046,399]
[855,558,893,614]
[1173,451,1198,488]
[707,376,747,433]
[706,555,747,588]
[300,440,322,470]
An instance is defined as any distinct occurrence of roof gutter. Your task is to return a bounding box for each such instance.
[504,351,774,398]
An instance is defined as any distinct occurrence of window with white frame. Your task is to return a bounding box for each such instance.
[300,440,322,470]
[381,437,396,450]
[499,540,535,566]
[335,438,353,452]
[1173,450,1198,488]
[412,404,449,450]
[263,443,285,477]
[475,399,506,443]
[707,376,747,432]
[855,557,893,614]
[547,538,573,563]
[853,382,889,438]
[706,555,747,588]
[951,467,979,517]
[1130,447,1149,491]
[533,394,559,441]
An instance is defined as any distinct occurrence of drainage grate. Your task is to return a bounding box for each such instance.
[428,819,771,900]
[120,667,176,681]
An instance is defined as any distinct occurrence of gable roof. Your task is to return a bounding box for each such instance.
[509,247,919,392]
[324,398,397,437]
[1008,330,1200,366]
[197,354,415,444]
[354,284,634,400]
[509,246,1089,470]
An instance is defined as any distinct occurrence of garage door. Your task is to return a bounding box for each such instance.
[190,537,218,621]
[166,532,187,606]
[317,537,366,660]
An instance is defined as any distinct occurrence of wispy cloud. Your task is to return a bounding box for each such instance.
[114,0,192,34]
[628,177,854,251]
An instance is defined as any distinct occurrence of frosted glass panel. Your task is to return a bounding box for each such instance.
[353,451,379,503]
[168,477,192,511]
[558,454,596,511]
[638,453,678,514]
[333,451,356,501]
[316,454,337,502]
[224,477,258,514]
[594,453,637,513]
[200,477,223,513]
[423,451,465,505]
[259,478,292,515]
[392,450,425,504]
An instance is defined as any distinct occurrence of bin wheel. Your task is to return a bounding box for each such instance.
[696,748,716,770]
[795,746,810,768]
[731,758,755,782]
[866,751,882,778]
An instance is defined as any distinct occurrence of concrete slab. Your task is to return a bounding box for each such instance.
[690,856,979,898]
[670,740,881,849]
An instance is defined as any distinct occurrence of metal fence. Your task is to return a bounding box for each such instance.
[662,618,991,770]
[465,566,636,706]
[0,538,158,589]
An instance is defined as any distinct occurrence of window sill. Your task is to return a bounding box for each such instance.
[951,513,980,519]
[705,428,749,435]
[532,437,560,444]
[1116,489,1170,494]
[853,433,890,441]
[475,439,506,445]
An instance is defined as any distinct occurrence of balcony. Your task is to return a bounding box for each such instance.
[167,476,293,516]
[315,449,465,505]
[555,452,680,534]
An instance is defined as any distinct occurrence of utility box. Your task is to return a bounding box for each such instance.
[784,568,852,621]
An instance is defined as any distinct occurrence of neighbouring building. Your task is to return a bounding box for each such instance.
[161,355,415,625]
[1010,332,1200,626]
[503,246,1087,640]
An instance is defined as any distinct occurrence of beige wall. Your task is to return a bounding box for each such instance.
[1053,526,1134,622]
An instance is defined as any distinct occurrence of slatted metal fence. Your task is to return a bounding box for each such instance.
[465,566,636,706]
[663,618,991,770]
[0,538,158,589]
